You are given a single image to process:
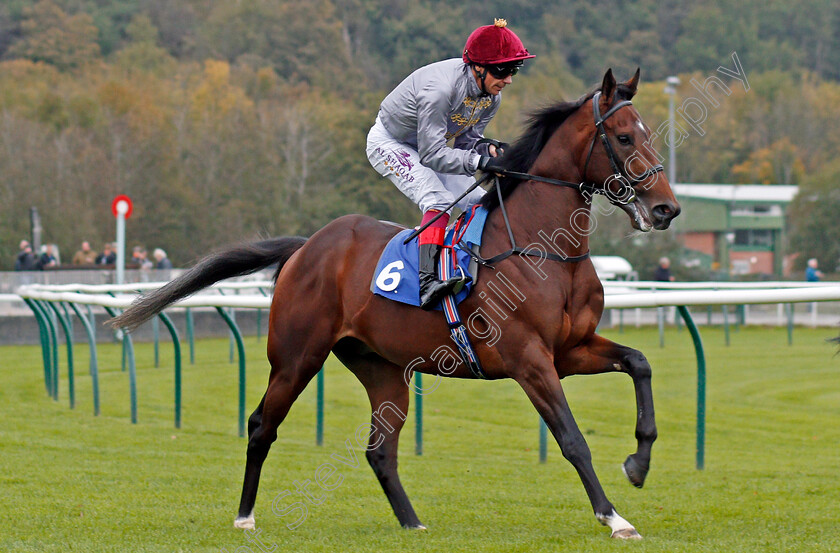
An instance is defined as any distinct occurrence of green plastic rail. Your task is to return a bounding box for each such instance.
[156,312,183,429]
[415,373,423,456]
[316,368,324,446]
[215,306,247,437]
[186,308,196,365]
[68,302,100,416]
[23,298,52,396]
[539,417,548,463]
[256,287,270,343]
[36,300,59,399]
[103,306,138,424]
[722,304,730,346]
[153,315,160,368]
[47,302,75,409]
[42,301,61,397]
[677,305,706,470]
[786,303,794,345]
[32,300,59,400]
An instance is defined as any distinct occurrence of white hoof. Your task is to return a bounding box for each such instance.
[234,515,255,530]
[611,528,643,539]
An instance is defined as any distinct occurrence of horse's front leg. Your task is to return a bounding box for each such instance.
[516,363,642,539]
[562,334,657,488]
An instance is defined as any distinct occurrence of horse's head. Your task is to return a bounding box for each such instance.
[482,69,681,232]
[581,69,681,231]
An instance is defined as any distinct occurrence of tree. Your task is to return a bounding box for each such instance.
[731,138,805,184]
[0,4,19,59]
[114,14,176,76]
[788,160,840,272]
[144,0,198,58]
[7,0,101,71]
[198,0,355,88]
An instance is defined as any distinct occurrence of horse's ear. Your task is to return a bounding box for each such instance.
[601,68,616,102]
[625,67,641,97]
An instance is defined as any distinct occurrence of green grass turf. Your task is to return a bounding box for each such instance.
[1,325,838,552]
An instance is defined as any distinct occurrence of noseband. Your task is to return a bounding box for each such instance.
[488,91,664,207]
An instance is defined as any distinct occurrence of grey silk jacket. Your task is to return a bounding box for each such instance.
[377,58,499,176]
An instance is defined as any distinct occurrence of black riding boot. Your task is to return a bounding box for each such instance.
[418,243,471,310]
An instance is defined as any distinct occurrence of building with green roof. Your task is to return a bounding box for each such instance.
[670,184,799,277]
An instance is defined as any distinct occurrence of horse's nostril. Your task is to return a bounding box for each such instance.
[650,204,681,229]
[652,205,670,220]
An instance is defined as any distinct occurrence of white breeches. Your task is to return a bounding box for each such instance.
[366,116,485,213]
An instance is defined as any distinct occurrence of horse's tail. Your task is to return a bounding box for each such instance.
[109,236,307,332]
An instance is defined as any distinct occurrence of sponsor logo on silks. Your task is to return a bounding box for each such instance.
[375,146,415,183]
[392,149,414,170]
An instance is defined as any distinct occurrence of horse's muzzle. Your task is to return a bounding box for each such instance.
[650,202,681,230]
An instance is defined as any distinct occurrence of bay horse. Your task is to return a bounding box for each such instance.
[111,68,680,539]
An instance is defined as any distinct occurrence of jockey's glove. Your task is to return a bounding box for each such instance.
[478,155,506,174]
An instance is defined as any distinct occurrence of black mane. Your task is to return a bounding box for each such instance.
[479,90,597,211]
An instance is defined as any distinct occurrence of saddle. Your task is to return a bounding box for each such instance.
[371,206,487,308]
[371,206,489,378]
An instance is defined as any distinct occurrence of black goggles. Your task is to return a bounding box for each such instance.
[485,61,523,79]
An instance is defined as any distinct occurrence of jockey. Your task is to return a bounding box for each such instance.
[367,19,534,310]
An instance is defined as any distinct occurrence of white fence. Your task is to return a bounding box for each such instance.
[12,280,840,469]
[15,278,840,311]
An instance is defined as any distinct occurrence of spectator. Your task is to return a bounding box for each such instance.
[37,244,59,269]
[153,248,173,269]
[805,258,824,282]
[95,243,117,265]
[14,240,38,271]
[72,241,98,265]
[654,257,675,282]
[132,246,153,271]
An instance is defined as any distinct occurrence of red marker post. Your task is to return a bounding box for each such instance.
[111,195,133,285]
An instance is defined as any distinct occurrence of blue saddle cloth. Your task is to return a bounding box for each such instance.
[371,206,489,308]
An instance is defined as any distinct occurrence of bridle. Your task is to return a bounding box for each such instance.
[488,90,664,207]
[583,91,664,204]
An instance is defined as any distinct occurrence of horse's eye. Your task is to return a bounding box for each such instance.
[617,134,632,145]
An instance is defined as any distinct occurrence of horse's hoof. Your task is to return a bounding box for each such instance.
[234,515,255,530]
[622,454,648,488]
[403,523,427,530]
[611,528,643,539]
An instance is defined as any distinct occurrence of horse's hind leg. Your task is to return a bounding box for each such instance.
[234,334,329,529]
[334,342,423,529]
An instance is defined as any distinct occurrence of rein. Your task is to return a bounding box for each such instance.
[458,175,590,269]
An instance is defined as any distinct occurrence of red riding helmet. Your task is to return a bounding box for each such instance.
[462,19,535,66]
